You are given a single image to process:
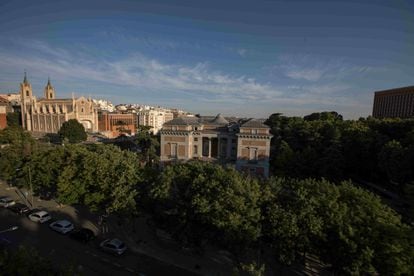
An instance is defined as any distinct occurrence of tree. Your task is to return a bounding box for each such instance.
[58,119,87,144]
[56,144,142,214]
[0,126,36,182]
[150,161,262,250]
[6,112,21,127]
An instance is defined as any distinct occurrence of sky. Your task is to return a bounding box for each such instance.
[0,0,413,119]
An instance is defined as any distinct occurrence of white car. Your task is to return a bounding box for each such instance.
[0,197,16,208]
[100,238,127,255]
[28,210,52,223]
[49,220,74,234]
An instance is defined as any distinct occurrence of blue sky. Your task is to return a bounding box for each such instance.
[0,0,413,118]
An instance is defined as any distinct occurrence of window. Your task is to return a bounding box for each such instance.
[49,93,53,98]
[81,108,84,113]
[250,147,258,160]
[171,143,178,158]
[194,126,198,131]
[193,145,198,155]
[194,137,198,142]
[26,91,29,97]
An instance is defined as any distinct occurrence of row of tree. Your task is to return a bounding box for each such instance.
[1,118,414,274]
[265,112,414,193]
[146,161,414,275]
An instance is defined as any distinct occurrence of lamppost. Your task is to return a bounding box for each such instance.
[0,226,18,234]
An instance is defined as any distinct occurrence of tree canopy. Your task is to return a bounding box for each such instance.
[58,119,87,144]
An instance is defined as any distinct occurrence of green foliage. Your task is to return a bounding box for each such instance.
[55,144,142,213]
[0,126,36,182]
[261,177,414,274]
[134,129,160,164]
[265,113,414,190]
[0,246,56,276]
[150,161,262,249]
[58,119,87,143]
[6,112,21,127]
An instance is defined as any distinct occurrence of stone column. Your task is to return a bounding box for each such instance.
[226,137,232,159]
[208,138,212,158]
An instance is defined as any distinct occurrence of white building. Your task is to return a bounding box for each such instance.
[137,108,174,134]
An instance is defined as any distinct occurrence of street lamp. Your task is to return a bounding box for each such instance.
[0,226,18,234]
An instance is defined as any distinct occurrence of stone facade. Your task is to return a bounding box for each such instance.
[19,74,98,133]
[160,114,273,177]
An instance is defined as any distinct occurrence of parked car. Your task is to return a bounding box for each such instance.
[8,203,30,215]
[49,220,74,234]
[69,227,95,243]
[28,210,52,223]
[99,238,127,255]
[0,197,16,208]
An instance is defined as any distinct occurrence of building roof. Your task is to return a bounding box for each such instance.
[0,96,9,105]
[210,113,229,125]
[240,119,269,128]
[163,116,201,126]
[375,86,414,95]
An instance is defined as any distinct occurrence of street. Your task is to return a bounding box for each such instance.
[0,204,197,276]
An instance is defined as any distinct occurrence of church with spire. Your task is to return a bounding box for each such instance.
[20,73,98,133]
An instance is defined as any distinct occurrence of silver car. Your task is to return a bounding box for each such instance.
[0,197,16,208]
[28,210,52,223]
[49,220,74,234]
[100,238,127,255]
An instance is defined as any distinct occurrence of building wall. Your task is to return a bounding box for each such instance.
[373,86,414,118]
[98,112,136,138]
[19,79,99,134]
[160,119,272,177]
[138,109,174,134]
[0,106,6,129]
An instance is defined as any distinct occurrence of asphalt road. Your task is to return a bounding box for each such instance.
[0,207,197,276]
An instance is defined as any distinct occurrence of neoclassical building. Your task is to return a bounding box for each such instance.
[160,114,273,177]
[20,74,98,133]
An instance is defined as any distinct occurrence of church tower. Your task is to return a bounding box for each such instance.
[44,77,55,99]
[20,72,33,130]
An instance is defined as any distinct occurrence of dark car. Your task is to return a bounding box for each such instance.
[69,228,95,243]
[8,203,30,215]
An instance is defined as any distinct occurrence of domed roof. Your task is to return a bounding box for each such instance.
[211,113,229,125]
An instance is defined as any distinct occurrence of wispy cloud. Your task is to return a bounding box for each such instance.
[237,48,247,57]
[0,40,282,103]
[276,54,382,82]
[0,40,374,118]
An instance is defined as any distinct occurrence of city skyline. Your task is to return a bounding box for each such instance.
[0,0,413,119]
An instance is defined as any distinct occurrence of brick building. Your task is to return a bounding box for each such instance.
[98,112,136,138]
[0,96,9,129]
[373,86,414,118]
[160,114,272,177]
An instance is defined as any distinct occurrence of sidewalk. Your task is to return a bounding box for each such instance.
[108,216,234,276]
[1,181,234,275]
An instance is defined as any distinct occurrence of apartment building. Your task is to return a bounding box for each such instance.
[373,86,414,118]
[137,109,174,134]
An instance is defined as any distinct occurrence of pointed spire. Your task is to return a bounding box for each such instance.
[23,70,28,84]
[47,76,51,86]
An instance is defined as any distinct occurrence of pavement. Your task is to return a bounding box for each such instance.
[0,180,234,276]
